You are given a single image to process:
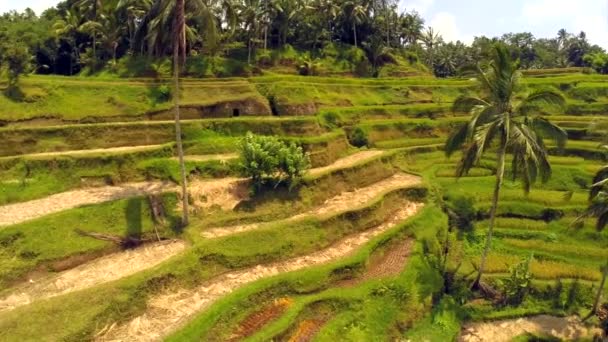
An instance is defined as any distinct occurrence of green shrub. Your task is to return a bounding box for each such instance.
[348,127,369,147]
[445,195,476,232]
[238,132,310,191]
[500,255,533,305]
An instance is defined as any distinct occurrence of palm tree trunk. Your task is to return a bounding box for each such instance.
[173,0,189,227]
[586,262,608,321]
[92,34,96,71]
[264,25,268,50]
[474,142,507,288]
[353,22,357,48]
[247,37,252,64]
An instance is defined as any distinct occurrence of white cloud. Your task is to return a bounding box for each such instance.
[399,0,435,15]
[520,0,608,48]
[429,11,473,44]
[0,0,59,15]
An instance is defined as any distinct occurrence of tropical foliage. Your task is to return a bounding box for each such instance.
[445,43,567,286]
[0,2,606,78]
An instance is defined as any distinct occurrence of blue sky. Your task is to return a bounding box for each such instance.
[400,0,608,48]
[3,0,608,48]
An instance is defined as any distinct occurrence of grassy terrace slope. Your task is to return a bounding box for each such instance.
[0,69,607,341]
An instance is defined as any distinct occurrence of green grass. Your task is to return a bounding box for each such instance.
[0,186,428,341]
[0,194,179,288]
[168,204,445,341]
[0,75,268,121]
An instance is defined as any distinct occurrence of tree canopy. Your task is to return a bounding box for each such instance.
[0,1,606,78]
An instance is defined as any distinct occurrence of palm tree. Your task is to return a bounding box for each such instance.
[445,44,568,288]
[240,0,263,64]
[77,0,104,71]
[53,9,83,75]
[419,26,441,69]
[579,145,608,318]
[116,0,152,52]
[342,1,367,48]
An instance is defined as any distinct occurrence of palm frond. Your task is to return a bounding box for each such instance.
[529,117,568,149]
[452,96,489,113]
[445,123,468,157]
[591,166,608,200]
[519,89,566,114]
[455,142,481,178]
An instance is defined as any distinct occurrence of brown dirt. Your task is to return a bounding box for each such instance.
[307,150,385,177]
[0,144,165,160]
[0,150,387,227]
[287,319,329,342]
[202,173,421,239]
[0,240,186,313]
[339,239,414,287]
[96,202,424,341]
[227,298,293,341]
[182,153,238,163]
[0,181,176,227]
[459,315,602,342]
[187,177,251,212]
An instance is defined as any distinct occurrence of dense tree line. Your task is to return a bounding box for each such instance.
[0,1,607,78]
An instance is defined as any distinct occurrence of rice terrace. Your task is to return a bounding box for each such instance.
[1,0,608,341]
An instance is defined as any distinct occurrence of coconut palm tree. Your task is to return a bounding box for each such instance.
[116,0,153,52]
[53,9,83,75]
[148,0,215,226]
[579,146,608,318]
[419,26,441,69]
[77,0,105,70]
[342,0,367,48]
[445,43,568,288]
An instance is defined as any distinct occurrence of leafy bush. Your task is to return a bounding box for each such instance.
[238,132,310,191]
[445,195,476,232]
[348,127,369,147]
[148,84,172,105]
[501,255,533,305]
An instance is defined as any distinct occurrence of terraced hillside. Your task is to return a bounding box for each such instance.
[0,70,607,342]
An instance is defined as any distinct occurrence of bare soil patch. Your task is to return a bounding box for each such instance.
[287,318,329,342]
[96,202,424,341]
[0,181,175,227]
[0,240,186,313]
[307,150,384,177]
[0,144,164,160]
[339,238,414,287]
[202,173,421,239]
[227,298,293,341]
[459,315,602,342]
[182,153,238,163]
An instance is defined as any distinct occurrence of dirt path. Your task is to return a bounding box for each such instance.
[182,153,238,163]
[0,144,165,160]
[0,240,187,313]
[0,182,175,227]
[307,150,384,177]
[96,202,424,341]
[202,173,420,239]
[459,315,602,342]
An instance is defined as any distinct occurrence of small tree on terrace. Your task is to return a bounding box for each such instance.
[239,132,310,192]
[445,43,567,289]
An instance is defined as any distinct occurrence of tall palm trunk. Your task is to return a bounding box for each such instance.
[92,34,96,71]
[474,139,508,287]
[353,22,357,48]
[174,0,189,226]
